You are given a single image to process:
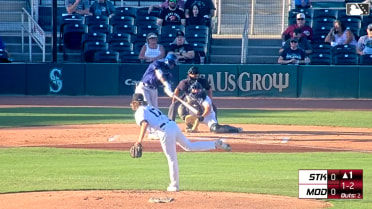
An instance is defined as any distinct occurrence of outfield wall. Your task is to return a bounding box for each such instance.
[0,63,371,98]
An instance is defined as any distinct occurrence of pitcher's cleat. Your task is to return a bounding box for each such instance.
[167,186,179,192]
[215,138,231,151]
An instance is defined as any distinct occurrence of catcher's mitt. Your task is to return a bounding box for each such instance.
[130,143,143,158]
[185,115,199,133]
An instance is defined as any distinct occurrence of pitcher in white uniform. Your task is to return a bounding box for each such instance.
[130,93,231,192]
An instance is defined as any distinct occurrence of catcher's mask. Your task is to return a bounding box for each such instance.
[189,81,204,98]
[130,93,147,110]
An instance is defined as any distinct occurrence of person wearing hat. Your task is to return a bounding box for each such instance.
[357,23,372,55]
[278,37,310,65]
[157,0,186,26]
[282,13,313,45]
[168,31,195,63]
[138,33,166,63]
[279,28,312,55]
[130,92,231,192]
[168,66,216,121]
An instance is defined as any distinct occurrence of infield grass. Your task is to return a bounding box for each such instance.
[0,107,371,208]
[0,107,372,128]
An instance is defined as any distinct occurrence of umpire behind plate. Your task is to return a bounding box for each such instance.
[179,81,243,133]
[168,66,217,120]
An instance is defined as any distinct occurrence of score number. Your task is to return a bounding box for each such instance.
[299,169,363,199]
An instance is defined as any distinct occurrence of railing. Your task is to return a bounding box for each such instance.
[241,10,249,64]
[21,8,46,62]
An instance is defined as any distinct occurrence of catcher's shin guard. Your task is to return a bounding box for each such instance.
[185,115,199,132]
[210,123,240,133]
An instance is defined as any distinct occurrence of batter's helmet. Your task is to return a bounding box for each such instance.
[165,53,177,66]
[132,93,144,102]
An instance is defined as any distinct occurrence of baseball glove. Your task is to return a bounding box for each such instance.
[130,143,143,158]
[185,115,199,133]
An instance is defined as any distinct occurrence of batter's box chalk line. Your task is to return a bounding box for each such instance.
[149,197,174,203]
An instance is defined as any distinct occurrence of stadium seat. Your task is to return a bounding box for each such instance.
[93,50,120,63]
[135,15,158,26]
[312,17,336,38]
[191,42,209,64]
[340,17,362,38]
[115,6,137,18]
[310,53,332,65]
[85,23,110,34]
[81,32,107,47]
[331,44,357,64]
[311,43,331,54]
[119,50,141,63]
[160,25,185,44]
[108,32,133,44]
[109,41,134,53]
[136,7,162,18]
[359,54,372,65]
[109,15,135,26]
[311,33,328,44]
[84,15,109,26]
[333,53,358,65]
[313,9,338,19]
[136,24,160,43]
[61,22,86,51]
[110,24,137,35]
[82,41,108,62]
[185,25,210,44]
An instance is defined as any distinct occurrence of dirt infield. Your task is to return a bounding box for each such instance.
[0,96,371,209]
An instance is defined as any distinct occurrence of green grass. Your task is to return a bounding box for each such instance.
[1,107,372,128]
[0,107,371,208]
[0,148,371,208]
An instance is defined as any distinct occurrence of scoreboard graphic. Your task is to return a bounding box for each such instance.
[299,170,363,199]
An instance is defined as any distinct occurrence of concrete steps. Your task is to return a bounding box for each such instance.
[209,37,281,64]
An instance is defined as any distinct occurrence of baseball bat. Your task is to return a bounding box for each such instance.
[173,95,199,115]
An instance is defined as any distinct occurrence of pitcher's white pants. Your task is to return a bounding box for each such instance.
[157,121,216,190]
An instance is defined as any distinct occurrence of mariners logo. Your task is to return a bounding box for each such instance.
[49,68,63,93]
[346,3,370,16]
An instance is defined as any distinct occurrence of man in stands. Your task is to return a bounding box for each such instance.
[281,13,313,45]
[65,0,92,16]
[157,0,186,26]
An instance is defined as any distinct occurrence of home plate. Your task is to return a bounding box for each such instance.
[281,137,290,143]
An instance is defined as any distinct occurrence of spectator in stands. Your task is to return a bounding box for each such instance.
[157,0,186,26]
[282,13,313,44]
[168,31,195,63]
[89,0,116,17]
[0,36,11,63]
[65,0,92,16]
[148,0,185,14]
[186,4,209,26]
[184,0,216,19]
[278,37,310,65]
[279,28,312,55]
[357,23,372,55]
[325,20,357,46]
[138,32,166,63]
[294,0,312,9]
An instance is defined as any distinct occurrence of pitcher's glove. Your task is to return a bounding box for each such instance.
[130,143,143,158]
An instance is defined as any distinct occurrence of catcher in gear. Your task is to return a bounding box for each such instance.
[130,93,231,192]
[179,82,243,133]
[168,66,217,121]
